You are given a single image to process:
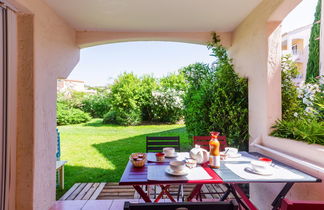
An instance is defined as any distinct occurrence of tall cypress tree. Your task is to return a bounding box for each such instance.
[306,0,322,82]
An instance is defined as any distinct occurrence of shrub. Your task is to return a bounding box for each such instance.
[160,73,187,91]
[271,119,324,145]
[138,75,158,121]
[207,33,249,150]
[57,103,91,125]
[281,55,303,120]
[82,87,111,118]
[181,63,214,137]
[182,33,249,150]
[151,88,184,123]
[107,73,142,125]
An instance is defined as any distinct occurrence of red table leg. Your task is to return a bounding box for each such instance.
[187,184,203,201]
[133,185,152,203]
[154,185,176,203]
[232,184,258,210]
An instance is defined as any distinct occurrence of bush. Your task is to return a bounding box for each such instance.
[160,73,187,91]
[151,88,184,123]
[182,33,249,150]
[57,103,91,125]
[82,88,111,118]
[138,75,158,121]
[107,73,142,125]
[207,34,248,150]
[281,55,303,120]
[271,119,324,145]
[181,63,213,137]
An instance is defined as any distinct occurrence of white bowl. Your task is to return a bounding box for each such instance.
[251,160,270,172]
[224,147,238,155]
[170,160,185,172]
[163,147,175,156]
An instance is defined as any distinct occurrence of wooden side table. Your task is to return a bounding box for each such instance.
[56,160,67,189]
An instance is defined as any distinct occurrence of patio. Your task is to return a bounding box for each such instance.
[2,0,324,209]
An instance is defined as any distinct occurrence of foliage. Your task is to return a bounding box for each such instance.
[182,33,249,150]
[138,75,158,121]
[82,87,111,118]
[56,120,190,199]
[271,59,323,145]
[160,73,187,91]
[151,88,184,123]
[181,63,214,137]
[306,0,321,82]
[57,103,91,125]
[207,33,249,150]
[281,55,303,120]
[107,73,142,125]
[271,119,324,145]
[57,91,87,110]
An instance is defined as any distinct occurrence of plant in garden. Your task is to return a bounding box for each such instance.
[271,119,324,145]
[306,0,321,82]
[160,73,187,91]
[105,73,142,125]
[281,55,303,120]
[181,63,214,137]
[151,88,184,123]
[207,33,249,150]
[57,102,91,125]
[138,75,158,121]
[82,87,111,118]
[182,33,249,150]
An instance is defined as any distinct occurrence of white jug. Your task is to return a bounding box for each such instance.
[189,145,209,164]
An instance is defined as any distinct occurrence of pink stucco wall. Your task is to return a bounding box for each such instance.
[8,0,80,209]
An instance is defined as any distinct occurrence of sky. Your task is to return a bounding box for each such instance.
[68,0,318,86]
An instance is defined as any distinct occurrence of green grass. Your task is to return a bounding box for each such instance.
[56,119,190,199]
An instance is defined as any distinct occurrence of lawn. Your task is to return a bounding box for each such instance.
[56,119,190,199]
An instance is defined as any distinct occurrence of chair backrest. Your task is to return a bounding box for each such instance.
[124,200,238,210]
[56,128,61,161]
[281,198,324,210]
[146,136,180,153]
[193,135,227,151]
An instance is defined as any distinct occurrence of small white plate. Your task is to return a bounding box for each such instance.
[227,153,242,158]
[165,152,178,158]
[165,166,189,176]
[245,167,273,176]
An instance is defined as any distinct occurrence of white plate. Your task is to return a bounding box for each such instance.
[245,167,273,176]
[165,166,189,176]
[227,153,242,158]
[165,152,178,158]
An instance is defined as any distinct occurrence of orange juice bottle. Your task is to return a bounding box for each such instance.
[209,131,220,168]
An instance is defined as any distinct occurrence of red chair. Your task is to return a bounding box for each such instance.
[281,198,324,210]
[193,135,228,151]
[193,134,228,200]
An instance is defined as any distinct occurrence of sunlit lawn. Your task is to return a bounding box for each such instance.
[56,119,190,199]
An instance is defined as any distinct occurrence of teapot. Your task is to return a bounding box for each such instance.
[189,145,209,164]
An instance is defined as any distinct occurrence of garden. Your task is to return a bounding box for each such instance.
[56,33,324,198]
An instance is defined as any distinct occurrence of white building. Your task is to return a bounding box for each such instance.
[282,24,312,82]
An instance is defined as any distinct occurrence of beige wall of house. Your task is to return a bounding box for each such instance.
[6,0,324,210]
[6,0,79,210]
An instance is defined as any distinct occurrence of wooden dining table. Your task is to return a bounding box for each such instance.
[119,152,321,210]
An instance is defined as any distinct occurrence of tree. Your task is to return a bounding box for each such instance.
[306,0,322,82]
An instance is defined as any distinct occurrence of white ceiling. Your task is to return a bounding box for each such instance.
[43,0,262,32]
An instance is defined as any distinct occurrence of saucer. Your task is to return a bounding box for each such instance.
[165,166,189,176]
[165,152,178,158]
[245,167,273,176]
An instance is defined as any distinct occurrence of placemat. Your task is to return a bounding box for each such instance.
[147,152,190,163]
[148,165,212,181]
[224,163,303,180]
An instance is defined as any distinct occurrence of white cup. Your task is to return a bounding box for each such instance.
[163,147,175,156]
[251,160,270,172]
[224,147,238,156]
[170,160,185,172]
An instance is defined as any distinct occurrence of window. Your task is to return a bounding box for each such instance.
[292,44,298,55]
